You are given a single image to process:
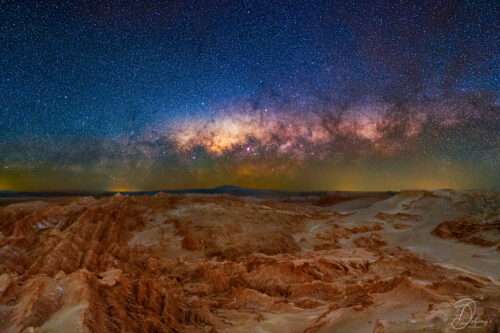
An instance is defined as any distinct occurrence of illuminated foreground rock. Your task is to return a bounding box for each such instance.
[0,190,498,332]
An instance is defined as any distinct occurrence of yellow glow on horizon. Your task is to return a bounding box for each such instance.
[0,179,10,191]
[108,187,138,192]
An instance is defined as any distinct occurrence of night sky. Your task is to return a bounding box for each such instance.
[1,1,499,191]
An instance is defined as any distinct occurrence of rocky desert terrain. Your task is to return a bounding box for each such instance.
[0,190,499,332]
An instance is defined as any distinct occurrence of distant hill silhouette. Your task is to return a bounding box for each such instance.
[0,186,330,199]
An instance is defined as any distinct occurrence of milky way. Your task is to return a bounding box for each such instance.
[0,1,498,191]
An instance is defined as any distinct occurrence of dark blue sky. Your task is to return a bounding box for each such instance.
[0,0,498,190]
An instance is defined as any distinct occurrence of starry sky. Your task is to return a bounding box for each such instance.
[1,0,499,191]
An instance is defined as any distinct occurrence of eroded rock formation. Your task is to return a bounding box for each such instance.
[0,190,499,332]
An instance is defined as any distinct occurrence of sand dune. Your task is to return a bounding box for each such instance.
[0,190,498,332]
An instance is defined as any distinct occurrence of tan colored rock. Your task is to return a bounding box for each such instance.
[0,190,498,332]
[0,274,11,295]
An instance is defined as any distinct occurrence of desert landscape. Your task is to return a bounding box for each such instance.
[2,1,499,332]
[0,189,498,332]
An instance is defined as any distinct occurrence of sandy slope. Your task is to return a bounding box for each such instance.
[0,190,498,332]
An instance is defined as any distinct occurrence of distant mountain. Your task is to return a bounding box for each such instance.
[158,185,328,198]
[0,190,106,198]
[0,186,401,200]
[0,186,329,199]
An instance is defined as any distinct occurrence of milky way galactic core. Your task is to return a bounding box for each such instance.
[1,1,498,191]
